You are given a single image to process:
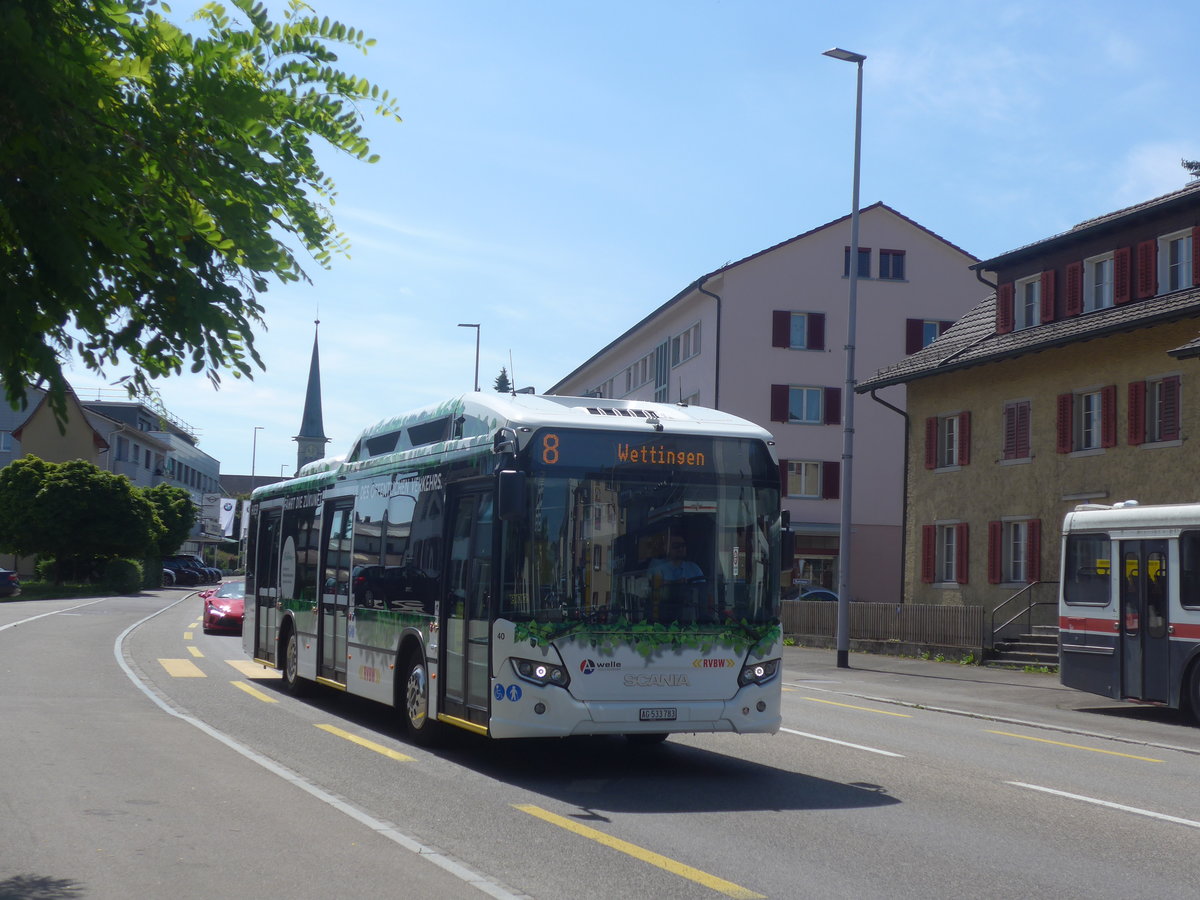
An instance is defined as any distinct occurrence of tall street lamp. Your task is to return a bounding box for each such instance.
[823,46,866,670]
[251,426,264,481]
[458,323,481,392]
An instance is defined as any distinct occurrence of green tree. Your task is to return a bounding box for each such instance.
[493,366,513,393]
[1185,159,1200,179]
[0,0,401,423]
[142,482,197,556]
[0,456,53,556]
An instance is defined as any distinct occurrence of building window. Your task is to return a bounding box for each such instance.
[924,412,971,469]
[1129,376,1181,445]
[879,249,906,280]
[988,519,1042,584]
[769,384,840,426]
[922,522,968,584]
[1159,229,1194,293]
[782,459,839,499]
[1056,386,1116,453]
[1015,275,1041,330]
[0,431,12,452]
[843,246,871,278]
[1083,253,1114,311]
[772,311,825,351]
[905,318,953,354]
[671,322,701,366]
[1002,401,1031,461]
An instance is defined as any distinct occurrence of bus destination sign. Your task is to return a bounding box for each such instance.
[532,429,716,471]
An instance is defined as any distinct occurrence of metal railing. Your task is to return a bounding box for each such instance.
[986,581,1059,650]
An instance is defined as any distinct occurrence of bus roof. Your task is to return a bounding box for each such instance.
[1063,500,1200,534]
[253,393,776,501]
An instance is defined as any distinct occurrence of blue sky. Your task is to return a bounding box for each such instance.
[66,0,1200,477]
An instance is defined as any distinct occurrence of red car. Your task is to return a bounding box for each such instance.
[201,581,245,634]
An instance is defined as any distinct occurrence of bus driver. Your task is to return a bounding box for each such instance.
[647,533,707,622]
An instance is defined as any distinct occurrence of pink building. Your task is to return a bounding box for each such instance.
[549,203,988,603]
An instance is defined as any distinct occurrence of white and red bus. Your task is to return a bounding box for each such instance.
[1059,500,1200,722]
[243,392,788,744]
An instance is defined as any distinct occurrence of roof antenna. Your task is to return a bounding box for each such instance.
[509,350,516,395]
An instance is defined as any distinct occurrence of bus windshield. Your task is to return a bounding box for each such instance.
[499,466,780,629]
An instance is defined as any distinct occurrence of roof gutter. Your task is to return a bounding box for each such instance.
[869,389,909,603]
[696,275,722,409]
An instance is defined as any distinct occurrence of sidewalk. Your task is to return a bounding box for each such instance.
[781,645,1200,755]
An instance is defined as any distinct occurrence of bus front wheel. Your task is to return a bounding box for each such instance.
[281,627,312,697]
[402,653,441,746]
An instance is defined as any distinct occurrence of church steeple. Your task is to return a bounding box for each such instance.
[294,320,330,471]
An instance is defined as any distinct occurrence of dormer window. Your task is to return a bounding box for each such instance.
[1159,229,1194,293]
[1015,275,1041,330]
[1083,253,1114,311]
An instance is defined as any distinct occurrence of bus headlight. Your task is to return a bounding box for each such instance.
[512,658,571,688]
[738,658,780,687]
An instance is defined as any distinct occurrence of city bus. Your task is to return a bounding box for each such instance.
[243,393,788,744]
[1059,500,1200,723]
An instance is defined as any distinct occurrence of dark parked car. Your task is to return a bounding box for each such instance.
[0,569,20,598]
[166,555,219,584]
[351,564,435,612]
[162,558,201,586]
[202,581,245,634]
[800,588,839,603]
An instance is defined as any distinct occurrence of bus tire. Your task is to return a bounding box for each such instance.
[281,625,313,697]
[401,652,441,746]
[1187,661,1200,725]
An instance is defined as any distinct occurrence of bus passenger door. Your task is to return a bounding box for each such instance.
[319,502,353,683]
[441,487,494,728]
[252,509,282,663]
[1119,540,1170,703]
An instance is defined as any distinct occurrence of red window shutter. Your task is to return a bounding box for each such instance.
[1114,246,1132,304]
[1136,240,1157,299]
[822,460,840,500]
[1101,384,1117,448]
[955,522,969,584]
[1039,269,1056,323]
[987,521,1002,584]
[1161,375,1181,441]
[905,319,923,354]
[809,313,825,351]
[1065,261,1083,316]
[779,459,790,494]
[996,283,1014,333]
[771,311,790,348]
[940,320,954,335]
[921,525,935,583]
[1026,519,1041,583]
[823,387,842,425]
[770,384,789,422]
[1127,381,1146,446]
[957,411,971,466]
[1002,405,1018,460]
[1193,227,1200,287]
[1015,401,1030,458]
[924,417,938,469]
[1056,393,1073,453]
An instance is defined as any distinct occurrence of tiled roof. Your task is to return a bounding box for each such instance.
[858,286,1200,392]
[975,178,1200,270]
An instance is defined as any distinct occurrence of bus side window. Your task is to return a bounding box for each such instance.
[1181,531,1200,610]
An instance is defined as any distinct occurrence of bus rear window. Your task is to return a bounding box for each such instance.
[1063,533,1111,606]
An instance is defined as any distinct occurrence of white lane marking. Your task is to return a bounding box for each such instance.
[781,727,905,757]
[1008,782,1200,829]
[114,597,524,899]
[0,598,108,632]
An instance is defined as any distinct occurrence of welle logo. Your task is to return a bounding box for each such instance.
[579,659,622,675]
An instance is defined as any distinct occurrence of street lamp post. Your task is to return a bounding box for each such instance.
[251,426,264,481]
[823,46,866,670]
[458,323,481,392]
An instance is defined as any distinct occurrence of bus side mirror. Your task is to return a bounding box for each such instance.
[781,528,795,564]
[498,470,527,522]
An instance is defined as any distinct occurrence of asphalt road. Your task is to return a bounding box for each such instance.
[3,590,1198,899]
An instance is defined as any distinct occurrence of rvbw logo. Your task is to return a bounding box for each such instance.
[579,658,621,675]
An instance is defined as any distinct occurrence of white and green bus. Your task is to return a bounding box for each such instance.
[243,393,788,744]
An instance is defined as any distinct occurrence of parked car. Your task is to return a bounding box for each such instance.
[0,569,20,598]
[351,564,436,612]
[162,558,201,586]
[166,555,219,584]
[202,581,245,634]
[162,567,175,587]
[800,588,839,603]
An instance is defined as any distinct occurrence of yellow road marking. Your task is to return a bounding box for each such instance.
[190,622,200,629]
[231,681,278,703]
[803,696,912,717]
[315,724,415,762]
[183,631,194,640]
[226,659,281,679]
[987,730,1163,762]
[158,658,206,678]
[187,646,204,658]
[514,804,764,899]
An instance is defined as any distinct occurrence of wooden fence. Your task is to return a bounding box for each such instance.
[780,600,986,652]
